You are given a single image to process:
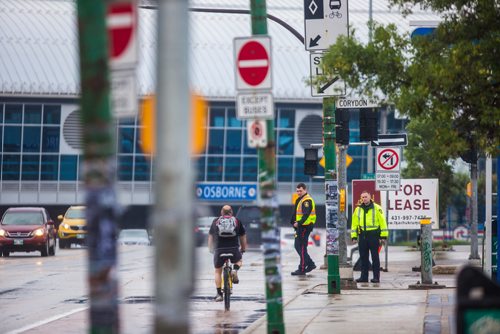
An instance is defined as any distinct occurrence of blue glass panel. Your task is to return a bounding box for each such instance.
[24,105,42,124]
[23,126,41,152]
[0,103,3,122]
[118,127,135,154]
[242,131,257,154]
[134,155,150,181]
[226,129,242,154]
[0,127,2,149]
[194,156,205,181]
[208,129,224,154]
[2,154,20,180]
[242,157,257,181]
[118,155,133,181]
[119,117,136,126]
[277,130,294,155]
[207,156,223,181]
[294,157,308,182]
[278,157,293,182]
[3,126,21,152]
[22,154,40,180]
[43,105,61,124]
[42,127,60,152]
[41,155,58,180]
[60,155,77,180]
[225,157,241,181]
[210,108,225,127]
[4,104,22,123]
[227,108,242,128]
[278,109,295,128]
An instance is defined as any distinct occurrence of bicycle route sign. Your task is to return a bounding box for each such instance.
[303,0,349,51]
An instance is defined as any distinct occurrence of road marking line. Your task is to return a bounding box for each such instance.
[5,306,88,334]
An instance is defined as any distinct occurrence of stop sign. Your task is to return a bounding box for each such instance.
[234,36,272,91]
[107,2,137,68]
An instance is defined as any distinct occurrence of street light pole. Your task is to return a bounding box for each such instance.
[154,0,193,333]
[324,98,341,294]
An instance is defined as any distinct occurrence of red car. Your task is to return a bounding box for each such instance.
[0,207,57,257]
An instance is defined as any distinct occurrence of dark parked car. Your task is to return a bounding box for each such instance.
[195,216,216,247]
[0,207,57,257]
[235,205,263,248]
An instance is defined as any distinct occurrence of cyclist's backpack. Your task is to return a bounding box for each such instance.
[216,216,238,237]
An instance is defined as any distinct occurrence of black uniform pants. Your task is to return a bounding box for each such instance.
[294,224,315,272]
[358,230,380,280]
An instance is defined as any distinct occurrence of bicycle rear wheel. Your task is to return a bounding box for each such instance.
[223,267,231,311]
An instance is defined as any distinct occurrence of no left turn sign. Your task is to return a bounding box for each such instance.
[376,147,400,171]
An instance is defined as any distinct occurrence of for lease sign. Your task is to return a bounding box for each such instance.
[382,179,439,230]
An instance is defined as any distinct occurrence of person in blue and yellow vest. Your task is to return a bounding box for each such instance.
[351,190,388,283]
[290,183,317,276]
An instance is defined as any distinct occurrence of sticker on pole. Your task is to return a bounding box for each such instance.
[234,36,272,91]
[376,147,400,172]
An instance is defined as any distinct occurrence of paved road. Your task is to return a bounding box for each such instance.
[1,227,325,333]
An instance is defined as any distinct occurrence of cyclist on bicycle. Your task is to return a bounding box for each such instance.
[208,205,247,302]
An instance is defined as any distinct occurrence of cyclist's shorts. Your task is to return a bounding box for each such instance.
[214,247,242,268]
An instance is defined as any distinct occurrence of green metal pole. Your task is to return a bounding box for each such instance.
[250,1,285,333]
[76,0,119,333]
[324,98,341,294]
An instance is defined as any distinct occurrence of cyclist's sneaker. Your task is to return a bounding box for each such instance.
[231,270,239,284]
[214,293,223,302]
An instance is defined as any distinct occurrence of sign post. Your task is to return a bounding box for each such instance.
[248,2,284,333]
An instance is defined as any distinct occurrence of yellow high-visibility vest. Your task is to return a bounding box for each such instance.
[296,194,316,226]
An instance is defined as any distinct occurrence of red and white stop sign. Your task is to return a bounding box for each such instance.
[234,36,272,91]
[107,1,137,69]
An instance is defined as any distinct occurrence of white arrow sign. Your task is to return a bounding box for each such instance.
[309,53,346,96]
[371,133,408,147]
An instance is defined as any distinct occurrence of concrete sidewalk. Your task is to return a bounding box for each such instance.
[243,245,475,334]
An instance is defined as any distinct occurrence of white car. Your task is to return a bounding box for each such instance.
[117,229,151,246]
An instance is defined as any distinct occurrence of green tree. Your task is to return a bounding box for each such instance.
[320,0,499,216]
[322,0,499,157]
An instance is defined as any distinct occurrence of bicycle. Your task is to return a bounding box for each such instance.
[219,249,244,311]
[220,253,234,311]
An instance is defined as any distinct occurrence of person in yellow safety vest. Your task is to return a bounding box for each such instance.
[351,190,388,283]
[290,183,317,276]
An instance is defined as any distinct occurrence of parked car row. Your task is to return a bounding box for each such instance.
[0,206,154,257]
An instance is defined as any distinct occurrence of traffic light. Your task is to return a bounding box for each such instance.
[304,148,318,176]
[335,108,350,145]
[359,108,378,142]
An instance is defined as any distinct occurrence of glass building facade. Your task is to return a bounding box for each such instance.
[0,100,407,206]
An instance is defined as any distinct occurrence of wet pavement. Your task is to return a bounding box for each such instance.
[6,243,475,334]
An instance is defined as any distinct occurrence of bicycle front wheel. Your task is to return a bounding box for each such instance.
[223,268,231,311]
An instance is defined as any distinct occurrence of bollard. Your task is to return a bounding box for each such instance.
[420,217,433,285]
